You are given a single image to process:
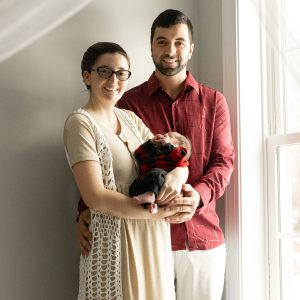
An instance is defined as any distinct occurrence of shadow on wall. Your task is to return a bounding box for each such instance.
[0,108,80,298]
[0,20,86,296]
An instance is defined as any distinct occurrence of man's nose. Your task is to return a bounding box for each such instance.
[165,43,176,56]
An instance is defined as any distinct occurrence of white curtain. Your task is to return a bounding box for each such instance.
[0,0,94,63]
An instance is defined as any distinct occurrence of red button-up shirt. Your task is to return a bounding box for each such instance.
[117,72,235,250]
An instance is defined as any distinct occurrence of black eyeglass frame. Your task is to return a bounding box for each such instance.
[90,66,131,81]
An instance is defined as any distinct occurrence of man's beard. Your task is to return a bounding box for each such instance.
[153,57,187,76]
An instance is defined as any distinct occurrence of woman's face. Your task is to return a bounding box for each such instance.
[83,53,130,104]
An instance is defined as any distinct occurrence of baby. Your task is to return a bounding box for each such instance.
[129,132,191,213]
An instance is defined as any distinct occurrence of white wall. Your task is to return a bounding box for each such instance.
[0,0,223,299]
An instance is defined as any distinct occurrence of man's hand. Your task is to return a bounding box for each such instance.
[163,184,200,223]
[78,209,92,256]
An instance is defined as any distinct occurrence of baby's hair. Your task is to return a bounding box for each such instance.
[167,132,192,159]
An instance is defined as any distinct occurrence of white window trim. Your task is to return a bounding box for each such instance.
[223,0,269,299]
[222,0,241,299]
[223,0,300,299]
[267,132,300,300]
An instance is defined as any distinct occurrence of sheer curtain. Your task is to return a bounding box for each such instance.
[0,0,94,63]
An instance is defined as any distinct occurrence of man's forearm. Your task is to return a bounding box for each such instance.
[77,196,89,221]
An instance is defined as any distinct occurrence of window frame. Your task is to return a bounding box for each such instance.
[267,133,300,300]
[223,0,300,299]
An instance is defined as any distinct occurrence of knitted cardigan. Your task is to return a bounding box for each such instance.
[70,108,144,300]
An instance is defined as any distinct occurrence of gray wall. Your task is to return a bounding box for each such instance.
[0,0,223,299]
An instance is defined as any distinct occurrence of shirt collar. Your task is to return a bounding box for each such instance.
[146,71,199,96]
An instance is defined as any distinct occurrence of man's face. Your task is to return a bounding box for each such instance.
[151,24,194,76]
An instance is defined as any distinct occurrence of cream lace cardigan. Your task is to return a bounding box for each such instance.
[65,108,144,300]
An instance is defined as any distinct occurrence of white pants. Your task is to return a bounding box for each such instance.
[173,243,226,300]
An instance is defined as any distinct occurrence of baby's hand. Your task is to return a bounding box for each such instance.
[151,134,169,146]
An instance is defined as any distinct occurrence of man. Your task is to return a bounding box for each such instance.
[78,9,234,300]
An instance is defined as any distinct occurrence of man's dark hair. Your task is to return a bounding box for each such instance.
[150,9,194,43]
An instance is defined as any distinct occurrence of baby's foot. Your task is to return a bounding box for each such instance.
[147,203,158,214]
[133,192,155,204]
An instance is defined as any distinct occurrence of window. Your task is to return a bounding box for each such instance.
[267,133,300,300]
[222,1,300,299]
[266,1,300,299]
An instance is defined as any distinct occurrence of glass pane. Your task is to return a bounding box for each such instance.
[283,0,300,51]
[279,238,300,300]
[281,0,300,133]
[284,49,300,133]
[278,144,300,234]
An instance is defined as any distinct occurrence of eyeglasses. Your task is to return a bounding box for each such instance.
[91,66,131,81]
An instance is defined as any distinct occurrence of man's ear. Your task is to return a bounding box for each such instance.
[189,43,194,60]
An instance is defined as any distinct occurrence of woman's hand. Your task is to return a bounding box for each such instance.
[77,209,92,256]
[163,184,201,223]
[156,167,188,205]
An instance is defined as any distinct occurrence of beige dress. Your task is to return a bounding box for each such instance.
[64,108,175,300]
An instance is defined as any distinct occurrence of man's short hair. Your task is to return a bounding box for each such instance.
[150,9,194,43]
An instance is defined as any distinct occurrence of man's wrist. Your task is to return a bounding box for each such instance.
[195,190,202,208]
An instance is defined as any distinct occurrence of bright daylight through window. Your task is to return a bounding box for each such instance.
[266,1,300,299]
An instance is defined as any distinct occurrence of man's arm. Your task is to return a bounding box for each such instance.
[77,196,92,256]
[193,94,235,213]
[159,94,234,223]
[78,209,92,256]
[77,196,88,220]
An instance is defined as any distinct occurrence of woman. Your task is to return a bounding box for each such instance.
[64,42,186,300]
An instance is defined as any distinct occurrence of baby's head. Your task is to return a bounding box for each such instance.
[166,132,192,159]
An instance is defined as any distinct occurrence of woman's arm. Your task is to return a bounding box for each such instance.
[72,160,172,220]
